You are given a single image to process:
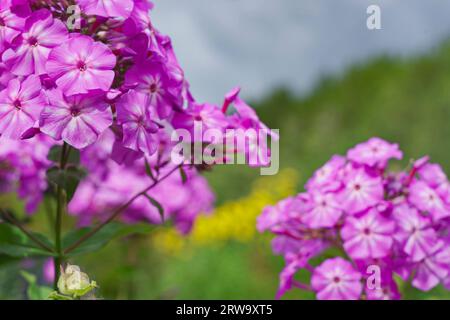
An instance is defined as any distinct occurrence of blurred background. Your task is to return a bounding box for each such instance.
[2,0,450,299]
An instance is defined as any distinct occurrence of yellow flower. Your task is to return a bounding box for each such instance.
[152,169,299,255]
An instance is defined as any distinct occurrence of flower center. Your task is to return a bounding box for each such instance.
[137,116,146,127]
[77,61,87,72]
[0,18,5,27]
[333,276,341,283]
[70,107,81,117]
[354,184,361,191]
[363,227,371,235]
[13,100,22,110]
[149,83,158,93]
[28,37,39,47]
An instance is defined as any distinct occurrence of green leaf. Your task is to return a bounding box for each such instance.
[0,254,20,267]
[72,281,98,299]
[48,291,74,300]
[20,270,53,300]
[46,166,87,202]
[0,224,54,258]
[179,166,187,184]
[144,194,165,221]
[62,222,154,257]
[47,145,62,163]
[47,145,80,166]
[144,159,155,181]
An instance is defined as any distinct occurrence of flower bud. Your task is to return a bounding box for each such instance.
[57,264,97,298]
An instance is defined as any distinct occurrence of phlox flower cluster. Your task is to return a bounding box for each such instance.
[68,129,215,233]
[258,138,450,300]
[0,0,269,228]
[0,134,54,212]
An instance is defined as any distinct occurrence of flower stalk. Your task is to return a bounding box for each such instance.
[53,142,69,290]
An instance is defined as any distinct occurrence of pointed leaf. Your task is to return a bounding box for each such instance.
[20,270,53,300]
[62,222,154,257]
[0,224,54,258]
[145,159,155,181]
[144,194,165,221]
[46,166,87,202]
[179,166,187,184]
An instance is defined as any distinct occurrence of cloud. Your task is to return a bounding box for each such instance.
[152,0,450,103]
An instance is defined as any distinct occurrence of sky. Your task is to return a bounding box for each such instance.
[152,0,450,104]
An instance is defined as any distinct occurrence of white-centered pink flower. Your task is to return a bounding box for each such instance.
[311,257,362,300]
[340,168,384,214]
[341,209,395,259]
[46,34,116,96]
[39,89,113,148]
[0,75,45,139]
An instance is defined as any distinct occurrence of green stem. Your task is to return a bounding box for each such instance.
[53,185,63,290]
[0,209,54,253]
[43,196,55,236]
[63,164,183,255]
[53,142,70,290]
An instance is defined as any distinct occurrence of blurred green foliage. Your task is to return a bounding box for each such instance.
[209,43,450,205]
[1,42,450,300]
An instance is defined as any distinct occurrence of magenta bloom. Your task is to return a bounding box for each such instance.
[172,102,229,138]
[39,89,113,149]
[393,204,438,261]
[42,258,55,284]
[116,90,160,155]
[411,244,450,291]
[418,163,448,189]
[257,196,311,233]
[77,0,134,19]
[311,257,362,300]
[259,138,450,299]
[2,9,68,75]
[0,75,45,139]
[409,181,450,221]
[46,34,116,96]
[0,62,14,90]
[341,209,395,259]
[276,259,304,299]
[347,137,402,168]
[302,192,343,228]
[125,58,183,118]
[306,155,345,191]
[0,134,54,213]
[0,2,25,54]
[340,168,384,214]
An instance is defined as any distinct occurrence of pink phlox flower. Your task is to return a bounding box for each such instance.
[124,57,183,119]
[347,137,402,169]
[2,9,68,75]
[0,74,45,139]
[393,204,438,261]
[409,180,450,222]
[340,167,384,215]
[39,89,113,149]
[46,34,116,96]
[410,242,450,291]
[302,191,343,228]
[77,0,134,20]
[341,209,395,259]
[306,155,346,192]
[311,257,363,300]
[116,89,160,155]
[0,1,26,54]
